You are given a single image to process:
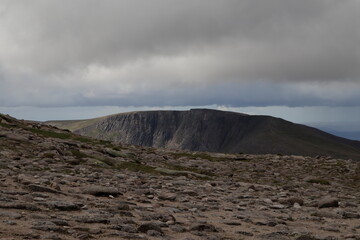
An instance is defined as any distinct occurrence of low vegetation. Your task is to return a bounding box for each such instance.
[306,178,331,185]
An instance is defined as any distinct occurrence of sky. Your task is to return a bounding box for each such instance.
[0,1,359,138]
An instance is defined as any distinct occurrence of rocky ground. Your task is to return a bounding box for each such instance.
[0,114,359,240]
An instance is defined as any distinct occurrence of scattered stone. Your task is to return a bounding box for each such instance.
[279,197,304,206]
[76,215,110,224]
[0,203,40,211]
[146,229,163,237]
[82,186,121,197]
[296,235,317,240]
[46,201,83,211]
[190,223,219,232]
[223,221,242,226]
[26,184,60,194]
[237,231,254,236]
[138,222,163,233]
[0,114,359,240]
[343,211,360,219]
[318,198,339,208]
[32,221,66,233]
[158,193,177,201]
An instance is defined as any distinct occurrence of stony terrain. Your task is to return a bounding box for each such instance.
[1,113,360,240]
[47,109,360,160]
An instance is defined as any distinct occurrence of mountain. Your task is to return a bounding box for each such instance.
[308,123,360,141]
[47,109,360,160]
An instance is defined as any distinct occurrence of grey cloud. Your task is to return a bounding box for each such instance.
[0,0,359,108]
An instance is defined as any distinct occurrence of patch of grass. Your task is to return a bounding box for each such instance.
[166,163,215,176]
[115,161,213,180]
[271,179,282,186]
[351,164,360,183]
[171,152,231,162]
[195,175,213,181]
[233,157,251,162]
[103,149,127,158]
[116,162,158,174]
[73,136,95,143]
[43,152,55,158]
[70,149,89,159]
[59,169,74,174]
[96,156,118,167]
[0,164,8,169]
[29,167,51,172]
[112,146,124,151]
[306,178,331,185]
[171,152,208,159]
[26,126,113,147]
[96,140,113,147]
[27,128,73,139]
[0,122,13,128]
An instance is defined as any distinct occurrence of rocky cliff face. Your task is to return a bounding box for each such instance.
[1,113,360,239]
[51,109,360,160]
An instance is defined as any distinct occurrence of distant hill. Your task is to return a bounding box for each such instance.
[47,109,360,160]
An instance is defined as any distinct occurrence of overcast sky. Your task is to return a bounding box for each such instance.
[0,0,359,131]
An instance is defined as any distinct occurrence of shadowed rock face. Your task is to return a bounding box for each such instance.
[54,109,360,160]
[78,109,253,152]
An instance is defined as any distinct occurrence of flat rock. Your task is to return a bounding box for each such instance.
[46,201,83,211]
[190,223,219,232]
[26,184,60,194]
[138,222,163,233]
[158,193,177,201]
[82,186,121,197]
[318,197,339,208]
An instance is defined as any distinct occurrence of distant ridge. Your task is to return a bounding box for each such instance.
[47,109,360,160]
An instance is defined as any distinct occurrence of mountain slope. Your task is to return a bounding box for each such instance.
[1,113,360,239]
[47,109,360,160]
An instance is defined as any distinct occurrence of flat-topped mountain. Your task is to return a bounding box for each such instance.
[48,109,360,160]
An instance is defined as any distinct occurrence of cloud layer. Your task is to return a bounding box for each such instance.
[0,0,359,107]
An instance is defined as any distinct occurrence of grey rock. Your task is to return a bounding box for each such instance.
[76,215,110,224]
[32,221,66,233]
[318,198,339,208]
[138,222,163,233]
[27,184,60,194]
[82,186,121,197]
[0,202,40,211]
[343,212,360,219]
[158,193,177,201]
[146,229,163,237]
[46,201,83,211]
[190,223,219,232]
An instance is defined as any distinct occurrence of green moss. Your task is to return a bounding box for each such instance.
[98,157,118,167]
[112,146,124,151]
[170,152,232,162]
[306,178,331,185]
[114,161,213,180]
[70,149,89,159]
[59,169,74,174]
[73,136,94,143]
[25,126,114,148]
[103,149,127,158]
[0,164,8,169]
[27,128,73,139]
[29,167,51,172]
[0,122,13,128]
[116,162,158,174]
[43,152,56,158]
